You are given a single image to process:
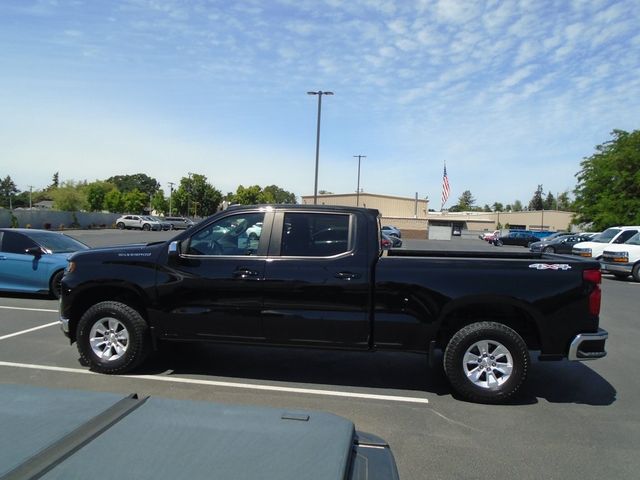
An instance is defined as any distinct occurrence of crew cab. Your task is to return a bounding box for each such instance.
[600,232,640,281]
[59,205,608,404]
[572,226,640,259]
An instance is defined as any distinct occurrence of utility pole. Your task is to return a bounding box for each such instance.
[354,155,366,206]
[28,185,33,209]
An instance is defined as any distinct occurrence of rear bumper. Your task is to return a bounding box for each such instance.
[568,328,608,361]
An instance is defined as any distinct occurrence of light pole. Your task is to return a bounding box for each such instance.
[168,182,175,216]
[354,155,366,206]
[307,90,333,205]
[187,172,194,217]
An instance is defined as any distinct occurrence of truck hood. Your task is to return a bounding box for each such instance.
[68,242,166,262]
[602,243,640,254]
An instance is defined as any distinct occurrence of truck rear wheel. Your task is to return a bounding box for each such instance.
[444,322,529,404]
[76,301,150,374]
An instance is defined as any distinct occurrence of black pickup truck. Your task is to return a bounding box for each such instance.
[59,205,608,403]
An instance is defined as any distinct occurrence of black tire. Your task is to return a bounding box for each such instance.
[632,264,640,282]
[76,301,150,374]
[142,223,151,231]
[116,222,125,230]
[543,246,555,253]
[49,270,64,299]
[613,273,629,280]
[443,322,529,404]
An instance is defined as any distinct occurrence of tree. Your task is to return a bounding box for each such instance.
[492,202,504,212]
[512,200,523,212]
[173,173,222,216]
[452,190,475,211]
[543,191,556,210]
[574,129,640,229]
[85,181,116,211]
[48,172,59,190]
[104,189,125,213]
[123,189,148,214]
[50,182,87,211]
[106,173,160,197]
[262,185,297,204]
[0,175,19,208]
[232,185,264,205]
[151,190,168,214]
[556,192,571,211]
[528,185,544,210]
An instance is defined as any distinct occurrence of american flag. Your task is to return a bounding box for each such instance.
[441,163,450,209]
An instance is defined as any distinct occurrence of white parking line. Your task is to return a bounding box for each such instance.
[0,322,59,341]
[0,361,430,405]
[0,306,58,313]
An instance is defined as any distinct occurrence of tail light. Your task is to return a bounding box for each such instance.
[583,269,601,316]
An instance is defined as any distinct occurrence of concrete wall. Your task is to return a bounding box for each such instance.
[0,209,121,229]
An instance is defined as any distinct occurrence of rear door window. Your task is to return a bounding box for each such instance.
[281,213,351,257]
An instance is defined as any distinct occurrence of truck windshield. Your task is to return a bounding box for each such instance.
[593,228,621,243]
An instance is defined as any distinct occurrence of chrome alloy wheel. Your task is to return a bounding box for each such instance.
[89,317,130,361]
[463,340,513,389]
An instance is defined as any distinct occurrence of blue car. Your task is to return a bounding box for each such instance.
[0,228,89,298]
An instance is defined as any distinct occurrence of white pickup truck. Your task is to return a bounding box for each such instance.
[572,225,640,259]
[600,232,640,281]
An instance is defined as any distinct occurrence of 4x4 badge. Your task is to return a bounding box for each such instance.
[529,263,572,271]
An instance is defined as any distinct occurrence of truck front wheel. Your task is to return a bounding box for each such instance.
[76,301,150,374]
[444,322,529,404]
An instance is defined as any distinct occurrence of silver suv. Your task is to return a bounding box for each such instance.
[163,217,195,230]
[115,215,162,231]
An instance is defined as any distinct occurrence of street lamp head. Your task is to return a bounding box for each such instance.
[307,91,334,95]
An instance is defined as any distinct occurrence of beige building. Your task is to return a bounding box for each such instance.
[301,192,430,237]
[301,192,575,239]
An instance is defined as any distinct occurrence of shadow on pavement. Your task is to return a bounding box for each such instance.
[134,343,615,406]
[139,342,451,396]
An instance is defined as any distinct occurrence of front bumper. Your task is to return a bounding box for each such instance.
[568,328,608,360]
[600,262,632,274]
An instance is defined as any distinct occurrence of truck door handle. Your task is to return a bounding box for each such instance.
[335,272,360,281]
[233,268,260,279]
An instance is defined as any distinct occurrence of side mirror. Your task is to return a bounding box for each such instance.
[25,246,43,257]
[168,240,181,258]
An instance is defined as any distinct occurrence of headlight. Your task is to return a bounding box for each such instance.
[611,252,629,263]
[573,248,592,257]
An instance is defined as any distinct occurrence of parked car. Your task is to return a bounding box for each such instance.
[497,231,540,247]
[381,232,402,248]
[452,226,461,236]
[60,205,607,404]
[600,232,640,281]
[530,234,593,254]
[0,228,88,298]
[150,216,173,230]
[479,230,500,241]
[572,226,640,259]
[163,216,195,230]
[381,225,401,238]
[115,215,162,231]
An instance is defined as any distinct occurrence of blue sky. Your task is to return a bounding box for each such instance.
[1,0,638,208]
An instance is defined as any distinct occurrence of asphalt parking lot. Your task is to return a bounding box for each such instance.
[1,230,639,479]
